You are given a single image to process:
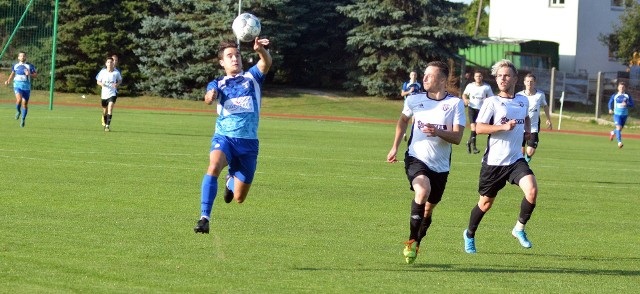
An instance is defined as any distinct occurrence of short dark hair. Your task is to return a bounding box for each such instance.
[426,61,449,79]
[217,41,238,60]
[618,81,627,86]
[525,73,537,81]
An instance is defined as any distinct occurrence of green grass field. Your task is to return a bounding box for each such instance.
[1,91,639,293]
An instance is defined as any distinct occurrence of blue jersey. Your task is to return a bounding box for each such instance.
[206,65,265,139]
[11,62,37,90]
[608,93,634,116]
[402,81,422,98]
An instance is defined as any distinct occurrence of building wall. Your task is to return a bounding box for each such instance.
[488,0,632,76]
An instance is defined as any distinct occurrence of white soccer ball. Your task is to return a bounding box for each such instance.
[232,13,261,43]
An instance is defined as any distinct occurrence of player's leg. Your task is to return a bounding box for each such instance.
[616,115,627,148]
[20,92,29,127]
[511,162,537,248]
[227,139,259,203]
[467,107,480,154]
[105,97,116,129]
[464,164,504,253]
[466,109,476,154]
[101,99,108,129]
[14,90,22,120]
[415,170,447,250]
[525,133,539,162]
[194,142,229,234]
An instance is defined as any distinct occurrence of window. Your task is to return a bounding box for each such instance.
[550,0,565,7]
[611,0,635,9]
[607,34,620,61]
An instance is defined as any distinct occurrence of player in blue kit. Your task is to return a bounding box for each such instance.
[463,59,539,253]
[608,81,634,148]
[4,52,37,127]
[387,61,466,264]
[194,37,272,234]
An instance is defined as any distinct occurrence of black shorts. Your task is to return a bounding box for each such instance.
[101,96,118,107]
[404,155,449,204]
[478,159,534,197]
[522,132,540,148]
[468,107,480,125]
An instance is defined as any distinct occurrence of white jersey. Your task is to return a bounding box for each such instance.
[476,94,529,166]
[96,69,122,99]
[403,93,466,172]
[517,90,547,133]
[463,82,493,109]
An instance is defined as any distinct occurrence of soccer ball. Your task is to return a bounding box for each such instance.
[232,13,261,42]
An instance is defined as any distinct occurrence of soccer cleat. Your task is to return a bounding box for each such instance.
[403,239,418,264]
[403,134,407,142]
[15,111,21,120]
[104,125,110,132]
[194,217,210,234]
[609,131,615,141]
[223,174,234,204]
[511,228,532,248]
[524,154,531,163]
[618,142,623,149]
[101,115,106,127]
[463,229,476,254]
[466,141,471,154]
[473,147,480,154]
[20,118,25,128]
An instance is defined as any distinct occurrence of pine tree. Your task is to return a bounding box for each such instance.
[56,0,147,95]
[132,0,232,100]
[337,0,476,97]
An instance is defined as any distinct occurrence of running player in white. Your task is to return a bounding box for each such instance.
[462,70,493,154]
[463,59,538,254]
[96,57,122,132]
[387,61,466,264]
[518,73,552,162]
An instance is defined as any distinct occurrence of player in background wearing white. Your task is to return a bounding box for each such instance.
[608,81,634,148]
[387,61,465,264]
[96,57,122,132]
[518,73,552,162]
[4,52,37,127]
[400,71,423,141]
[194,37,272,234]
[96,54,120,127]
[462,70,494,154]
[463,59,539,254]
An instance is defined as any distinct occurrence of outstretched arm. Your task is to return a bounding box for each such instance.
[254,37,272,74]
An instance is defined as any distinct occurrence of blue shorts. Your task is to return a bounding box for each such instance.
[210,134,259,184]
[14,88,31,101]
[613,114,628,127]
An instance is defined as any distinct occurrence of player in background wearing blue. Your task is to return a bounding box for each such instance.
[463,59,539,254]
[4,52,37,127]
[400,71,423,141]
[608,81,634,148]
[194,37,272,234]
[96,57,122,132]
[387,61,466,264]
[518,73,552,162]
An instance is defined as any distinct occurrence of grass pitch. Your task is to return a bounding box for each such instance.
[0,92,639,293]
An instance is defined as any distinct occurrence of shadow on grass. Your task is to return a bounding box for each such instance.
[295,263,640,276]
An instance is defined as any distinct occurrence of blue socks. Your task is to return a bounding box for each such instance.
[200,174,218,219]
[614,129,622,143]
[22,108,28,119]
